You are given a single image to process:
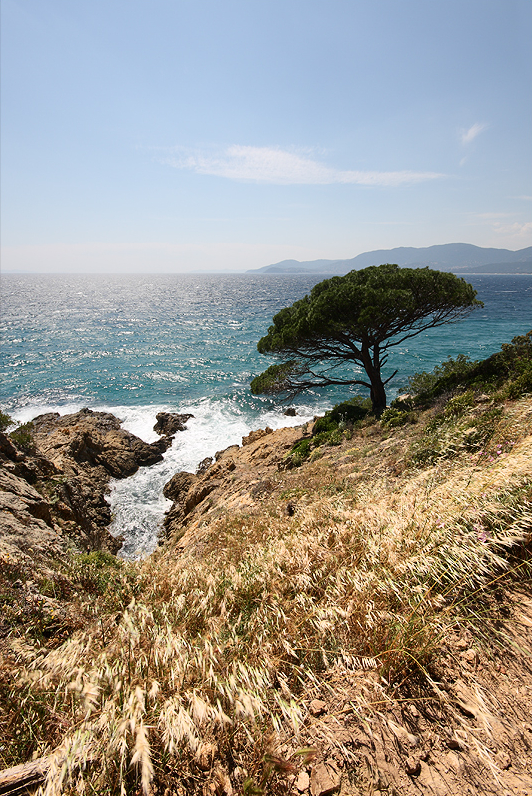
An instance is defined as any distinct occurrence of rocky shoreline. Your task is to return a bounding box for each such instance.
[0,408,192,563]
[1,406,314,566]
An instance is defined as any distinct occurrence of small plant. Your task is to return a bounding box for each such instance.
[327,428,343,446]
[287,438,312,466]
[67,550,124,596]
[312,430,332,447]
[442,390,474,418]
[0,409,14,432]
[380,406,416,428]
[9,421,36,451]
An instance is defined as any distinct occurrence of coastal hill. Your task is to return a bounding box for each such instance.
[1,334,532,795]
[248,243,532,275]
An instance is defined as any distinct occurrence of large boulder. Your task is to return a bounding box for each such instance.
[32,408,164,477]
[153,412,194,436]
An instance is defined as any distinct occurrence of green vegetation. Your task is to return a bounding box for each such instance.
[0,411,37,451]
[286,397,373,465]
[8,421,36,452]
[408,330,532,405]
[251,264,481,414]
[0,409,14,433]
[283,332,532,467]
[249,361,301,394]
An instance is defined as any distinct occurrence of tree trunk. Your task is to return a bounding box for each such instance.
[360,345,387,415]
[369,378,387,416]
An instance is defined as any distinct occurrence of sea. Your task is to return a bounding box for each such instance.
[1,272,531,558]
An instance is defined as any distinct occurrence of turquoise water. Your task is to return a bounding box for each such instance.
[2,272,531,556]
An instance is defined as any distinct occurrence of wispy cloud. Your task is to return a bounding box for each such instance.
[162,145,444,187]
[492,220,532,237]
[460,122,489,145]
[473,212,514,220]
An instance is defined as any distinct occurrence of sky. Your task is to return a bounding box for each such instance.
[1,0,531,273]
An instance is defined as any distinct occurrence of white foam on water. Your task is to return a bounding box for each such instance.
[105,397,321,559]
[7,397,325,559]
[10,401,89,425]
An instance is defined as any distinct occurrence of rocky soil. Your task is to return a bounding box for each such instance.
[163,424,311,547]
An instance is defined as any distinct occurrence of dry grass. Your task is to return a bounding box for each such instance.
[1,396,531,794]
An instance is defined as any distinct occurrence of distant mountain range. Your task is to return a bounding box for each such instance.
[247,244,532,275]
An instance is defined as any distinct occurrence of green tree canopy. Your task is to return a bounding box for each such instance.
[251,264,482,413]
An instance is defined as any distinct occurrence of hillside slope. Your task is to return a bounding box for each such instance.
[1,337,531,795]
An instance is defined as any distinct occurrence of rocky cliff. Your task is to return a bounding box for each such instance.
[0,408,178,562]
[163,423,311,548]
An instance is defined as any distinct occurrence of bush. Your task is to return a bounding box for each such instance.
[328,396,371,424]
[327,428,344,446]
[380,407,416,428]
[407,354,477,403]
[312,430,332,447]
[408,331,532,406]
[442,390,474,418]
[495,363,532,401]
[313,397,371,436]
[0,410,14,433]
[9,421,36,452]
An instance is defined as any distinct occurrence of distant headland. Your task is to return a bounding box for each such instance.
[247,242,532,275]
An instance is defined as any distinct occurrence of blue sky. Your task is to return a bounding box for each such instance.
[1,0,531,273]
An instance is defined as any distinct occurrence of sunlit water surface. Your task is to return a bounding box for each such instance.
[2,273,531,556]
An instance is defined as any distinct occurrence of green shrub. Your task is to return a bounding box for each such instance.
[0,410,14,433]
[313,416,338,435]
[328,396,371,424]
[442,390,475,418]
[380,407,416,428]
[495,363,532,401]
[327,428,344,446]
[313,396,371,437]
[408,354,477,403]
[9,421,36,452]
[287,438,312,466]
[408,331,532,407]
[312,430,333,447]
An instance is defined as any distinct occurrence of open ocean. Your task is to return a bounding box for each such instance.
[2,272,531,557]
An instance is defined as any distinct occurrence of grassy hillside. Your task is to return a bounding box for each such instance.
[1,333,531,795]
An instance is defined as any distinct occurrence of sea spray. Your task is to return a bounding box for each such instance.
[107,397,320,558]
